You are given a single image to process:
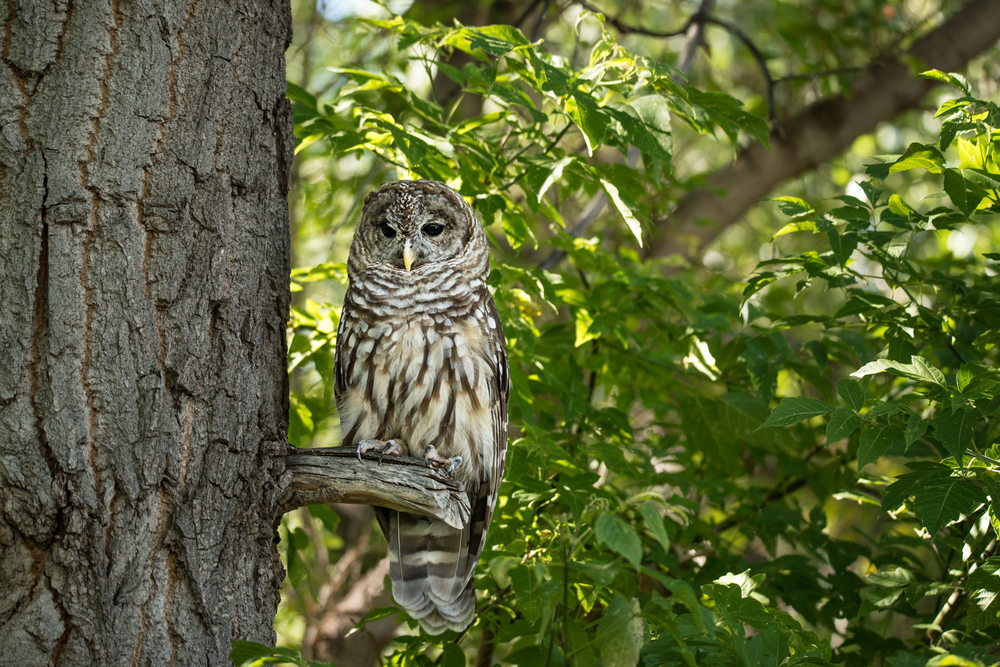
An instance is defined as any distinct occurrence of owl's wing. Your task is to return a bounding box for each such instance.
[463,292,509,581]
[333,305,349,405]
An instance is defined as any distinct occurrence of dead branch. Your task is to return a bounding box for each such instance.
[277,446,471,529]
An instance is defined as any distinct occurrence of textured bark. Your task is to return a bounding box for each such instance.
[645,0,1000,262]
[0,0,293,665]
[281,446,472,529]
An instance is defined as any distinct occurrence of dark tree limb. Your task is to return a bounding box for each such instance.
[277,446,472,529]
[645,0,1000,263]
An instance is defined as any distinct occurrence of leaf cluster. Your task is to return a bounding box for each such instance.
[274,7,1000,667]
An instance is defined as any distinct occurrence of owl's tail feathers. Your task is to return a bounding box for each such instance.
[386,511,476,635]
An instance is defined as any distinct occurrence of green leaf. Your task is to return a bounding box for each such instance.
[441,643,466,667]
[773,220,816,237]
[447,25,529,58]
[905,414,930,447]
[566,91,609,155]
[851,355,946,386]
[837,378,865,412]
[596,594,642,667]
[511,566,541,622]
[857,587,904,618]
[826,205,871,228]
[943,168,988,219]
[868,567,915,587]
[868,402,901,419]
[889,143,946,175]
[574,308,600,347]
[595,513,643,565]
[857,421,902,471]
[600,178,643,247]
[686,88,770,148]
[307,504,340,535]
[286,81,317,109]
[958,136,985,169]
[606,95,673,162]
[917,69,971,94]
[827,230,859,266]
[834,292,896,318]
[566,618,598,667]
[526,156,574,203]
[230,641,302,667]
[637,503,671,552]
[756,397,835,430]
[713,583,773,629]
[770,196,814,218]
[881,461,953,514]
[932,407,977,462]
[912,476,987,535]
[827,409,862,445]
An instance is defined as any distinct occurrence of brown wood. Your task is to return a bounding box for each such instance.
[278,447,472,529]
[0,1,293,664]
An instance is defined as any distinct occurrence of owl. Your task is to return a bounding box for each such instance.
[333,179,509,634]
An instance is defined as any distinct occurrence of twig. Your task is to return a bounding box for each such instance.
[514,0,547,29]
[575,0,692,38]
[677,0,714,76]
[699,15,775,124]
[574,1,778,124]
[532,0,552,41]
[277,445,472,529]
[774,67,864,83]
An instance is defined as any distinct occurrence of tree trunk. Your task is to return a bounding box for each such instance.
[0,0,293,664]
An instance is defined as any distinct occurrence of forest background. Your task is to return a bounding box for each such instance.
[260,0,1000,665]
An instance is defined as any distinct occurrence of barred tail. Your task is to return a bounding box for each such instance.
[379,509,475,635]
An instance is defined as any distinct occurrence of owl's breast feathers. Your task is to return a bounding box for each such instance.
[335,263,504,493]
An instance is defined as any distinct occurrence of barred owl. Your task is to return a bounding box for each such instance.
[333,180,509,634]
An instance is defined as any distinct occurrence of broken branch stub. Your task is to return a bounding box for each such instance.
[279,446,472,529]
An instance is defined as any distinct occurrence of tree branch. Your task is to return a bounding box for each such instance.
[645,0,1000,264]
[277,446,472,529]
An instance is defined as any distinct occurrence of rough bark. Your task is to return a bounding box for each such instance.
[645,0,1000,262]
[280,447,472,529]
[0,0,293,665]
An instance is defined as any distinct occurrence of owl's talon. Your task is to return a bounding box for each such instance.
[424,444,461,474]
[357,439,402,463]
[378,440,403,465]
[424,444,442,467]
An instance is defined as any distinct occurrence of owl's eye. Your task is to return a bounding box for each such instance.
[379,221,396,238]
[422,223,444,237]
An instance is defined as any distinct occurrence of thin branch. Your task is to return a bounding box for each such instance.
[774,67,864,84]
[575,0,692,38]
[700,15,776,124]
[531,0,552,42]
[677,0,714,77]
[277,445,471,529]
[514,0,547,30]
[575,1,777,122]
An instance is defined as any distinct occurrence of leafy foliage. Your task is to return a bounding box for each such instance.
[274,4,1000,667]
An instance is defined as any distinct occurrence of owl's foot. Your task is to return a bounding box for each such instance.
[424,444,462,475]
[356,439,404,464]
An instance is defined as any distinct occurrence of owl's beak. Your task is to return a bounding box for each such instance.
[403,240,415,272]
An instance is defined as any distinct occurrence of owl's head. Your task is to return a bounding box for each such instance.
[348,180,489,279]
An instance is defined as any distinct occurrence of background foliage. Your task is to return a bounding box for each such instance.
[249,1,1000,665]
